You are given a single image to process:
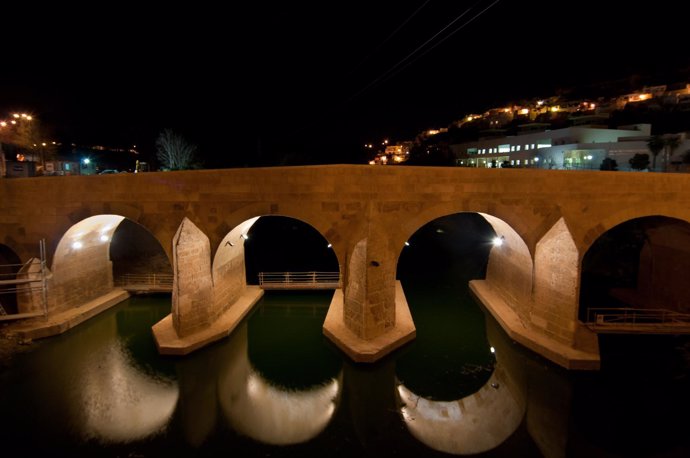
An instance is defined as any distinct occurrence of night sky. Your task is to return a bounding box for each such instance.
[1,1,688,167]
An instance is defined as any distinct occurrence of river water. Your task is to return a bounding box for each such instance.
[2,212,690,457]
[2,283,690,457]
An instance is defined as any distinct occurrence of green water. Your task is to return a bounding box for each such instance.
[2,286,690,457]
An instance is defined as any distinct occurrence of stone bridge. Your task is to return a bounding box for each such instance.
[2,165,690,369]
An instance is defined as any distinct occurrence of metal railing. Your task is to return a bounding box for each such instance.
[586,307,690,328]
[0,239,48,321]
[258,271,341,290]
[115,273,173,292]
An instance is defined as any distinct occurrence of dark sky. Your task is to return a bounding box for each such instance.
[1,1,688,167]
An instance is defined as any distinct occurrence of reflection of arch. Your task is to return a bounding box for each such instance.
[227,371,341,445]
[397,365,524,455]
[79,340,179,443]
[218,324,342,445]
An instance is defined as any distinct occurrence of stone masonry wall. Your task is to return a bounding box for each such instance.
[50,242,113,313]
[212,247,246,320]
[344,238,367,337]
[172,218,214,337]
[16,258,45,314]
[482,215,533,323]
[4,166,690,357]
[533,218,579,345]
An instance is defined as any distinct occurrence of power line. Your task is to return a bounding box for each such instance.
[345,0,432,77]
[347,0,501,102]
[380,0,501,86]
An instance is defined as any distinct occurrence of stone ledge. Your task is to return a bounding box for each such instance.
[152,286,264,355]
[5,289,131,341]
[323,281,416,363]
[469,280,600,370]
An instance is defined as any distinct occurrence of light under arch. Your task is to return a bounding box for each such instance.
[395,211,533,312]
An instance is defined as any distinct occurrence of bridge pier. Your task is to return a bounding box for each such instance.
[323,236,416,362]
[152,217,263,355]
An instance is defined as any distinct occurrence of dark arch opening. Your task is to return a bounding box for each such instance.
[243,215,338,284]
[0,244,22,315]
[243,216,341,389]
[575,217,690,455]
[579,215,690,321]
[110,219,172,280]
[395,213,497,400]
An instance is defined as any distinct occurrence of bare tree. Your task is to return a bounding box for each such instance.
[155,129,198,170]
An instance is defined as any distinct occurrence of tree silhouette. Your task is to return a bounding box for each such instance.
[628,153,649,171]
[662,134,680,171]
[155,129,198,170]
[646,135,665,171]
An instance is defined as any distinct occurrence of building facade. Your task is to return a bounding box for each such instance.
[449,124,688,171]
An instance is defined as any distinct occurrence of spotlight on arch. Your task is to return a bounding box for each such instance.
[241,234,249,240]
[72,241,83,250]
[492,236,505,247]
[327,243,332,249]
[99,235,109,242]
[404,241,410,247]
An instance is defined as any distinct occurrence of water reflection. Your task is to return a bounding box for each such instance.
[396,365,525,455]
[79,340,179,443]
[217,323,342,445]
[395,314,527,455]
[0,303,179,447]
[4,291,690,456]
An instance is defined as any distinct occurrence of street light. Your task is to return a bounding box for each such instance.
[585,154,593,169]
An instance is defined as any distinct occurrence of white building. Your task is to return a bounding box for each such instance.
[450,124,672,171]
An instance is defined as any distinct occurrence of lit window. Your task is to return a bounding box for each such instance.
[498,144,510,153]
[516,159,521,165]
[531,144,535,149]
[516,145,521,151]
[510,146,515,152]
[510,160,515,165]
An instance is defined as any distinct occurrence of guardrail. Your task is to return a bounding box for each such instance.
[586,307,690,334]
[115,273,173,292]
[0,240,48,320]
[258,272,341,290]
